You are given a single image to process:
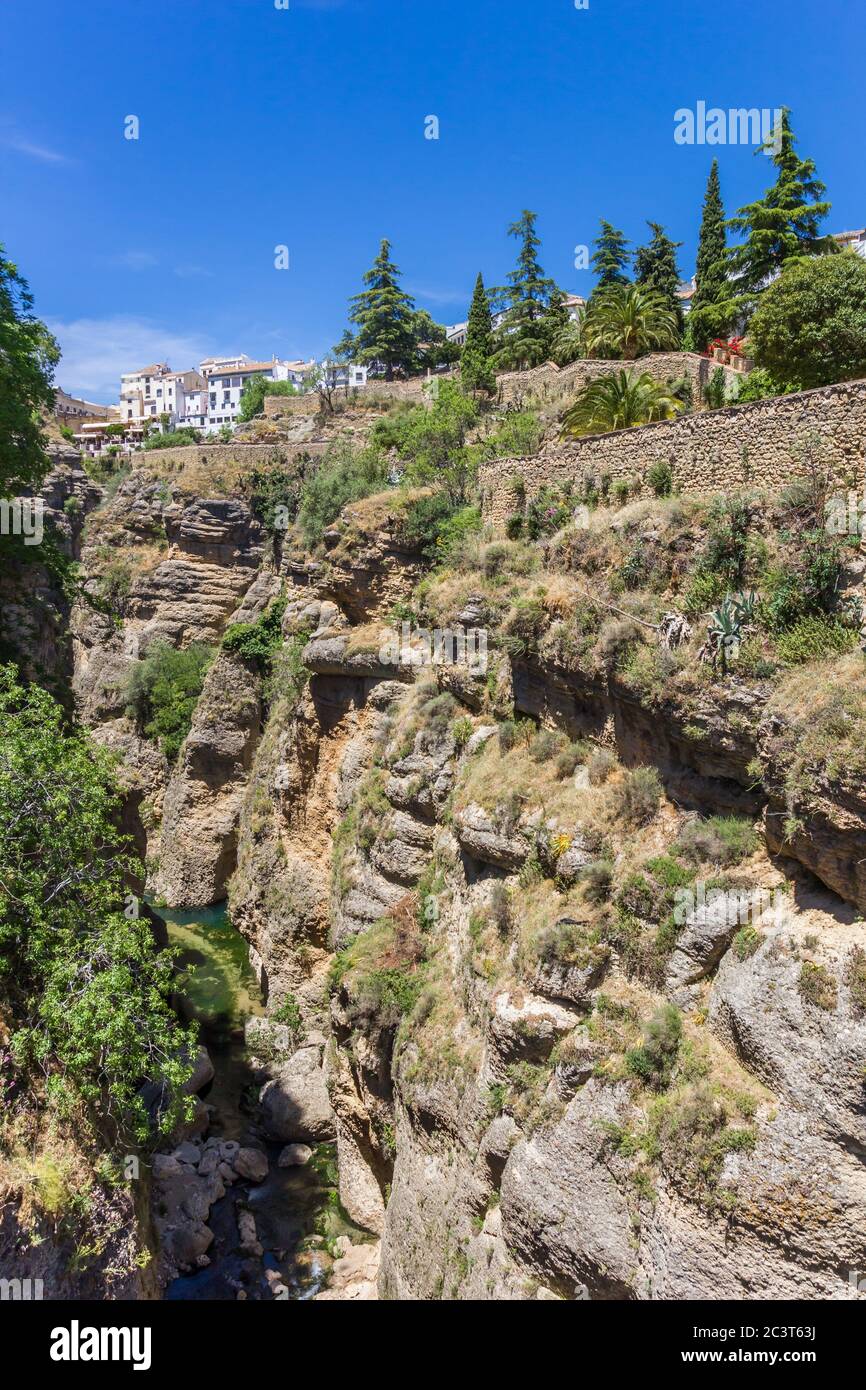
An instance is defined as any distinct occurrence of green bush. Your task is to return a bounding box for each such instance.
[273,993,303,1045]
[611,765,662,825]
[401,495,481,562]
[483,411,544,459]
[525,485,573,540]
[760,542,846,633]
[703,367,728,410]
[749,251,866,391]
[675,815,758,867]
[554,740,590,780]
[587,747,617,785]
[846,947,866,1017]
[247,465,300,536]
[774,614,859,664]
[647,459,673,498]
[125,641,216,762]
[625,1004,682,1090]
[798,961,837,1012]
[581,858,614,904]
[298,441,389,544]
[141,426,201,450]
[733,925,762,960]
[222,597,287,673]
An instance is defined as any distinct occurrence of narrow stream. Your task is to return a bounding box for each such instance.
[157,904,362,1301]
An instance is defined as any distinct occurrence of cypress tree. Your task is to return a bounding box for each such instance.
[634,221,684,332]
[727,109,837,316]
[461,272,496,393]
[688,160,731,347]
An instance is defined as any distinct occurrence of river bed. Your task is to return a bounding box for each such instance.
[157,904,361,1300]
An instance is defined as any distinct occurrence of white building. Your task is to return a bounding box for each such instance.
[119,363,205,427]
[833,228,866,258]
[199,357,316,431]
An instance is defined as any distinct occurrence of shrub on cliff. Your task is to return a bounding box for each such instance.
[0,665,196,1141]
[298,440,389,544]
[625,1003,682,1090]
[222,597,287,674]
[141,426,201,450]
[749,251,866,391]
[125,640,216,761]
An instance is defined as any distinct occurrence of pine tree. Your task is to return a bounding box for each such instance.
[493,211,559,369]
[461,272,496,393]
[688,160,731,347]
[342,239,418,379]
[590,221,631,294]
[634,222,684,332]
[726,109,837,315]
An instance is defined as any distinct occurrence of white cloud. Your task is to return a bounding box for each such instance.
[405,283,467,308]
[1,136,72,164]
[109,250,159,271]
[173,263,214,279]
[46,316,216,403]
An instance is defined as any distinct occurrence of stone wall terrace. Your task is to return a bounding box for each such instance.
[480,378,866,527]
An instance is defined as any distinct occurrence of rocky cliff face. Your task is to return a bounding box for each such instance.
[213,489,866,1301]
[63,406,866,1301]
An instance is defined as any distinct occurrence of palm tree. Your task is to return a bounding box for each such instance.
[560,370,685,438]
[582,284,681,360]
[550,314,585,367]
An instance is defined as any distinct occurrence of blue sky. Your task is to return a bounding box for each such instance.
[2,0,863,401]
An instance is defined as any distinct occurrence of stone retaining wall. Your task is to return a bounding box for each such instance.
[130,440,326,471]
[480,378,866,527]
[493,351,734,409]
[262,353,730,419]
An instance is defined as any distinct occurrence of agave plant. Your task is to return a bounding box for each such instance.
[705,590,759,673]
[560,370,685,439]
[582,285,681,361]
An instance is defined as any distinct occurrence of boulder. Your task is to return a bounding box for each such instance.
[278,1143,313,1167]
[233,1147,269,1183]
[260,1047,335,1143]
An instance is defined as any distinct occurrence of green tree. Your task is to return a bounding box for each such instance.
[0,665,196,1139]
[237,375,297,422]
[689,160,732,348]
[493,211,560,369]
[591,221,631,295]
[398,379,479,505]
[582,284,680,360]
[410,308,460,373]
[727,109,837,316]
[0,242,60,496]
[461,272,496,393]
[560,370,685,437]
[340,239,419,379]
[634,222,684,332]
[748,251,866,390]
